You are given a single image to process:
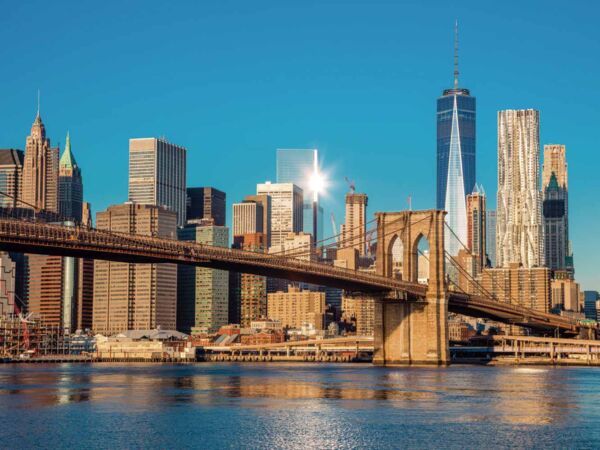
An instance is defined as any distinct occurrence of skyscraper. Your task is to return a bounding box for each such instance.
[496,109,544,268]
[0,149,23,208]
[466,186,486,275]
[128,137,186,226]
[233,233,267,328]
[340,192,368,256]
[485,210,497,267]
[26,245,92,332]
[436,23,476,256]
[0,252,16,316]
[22,109,59,212]
[93,203,178,334]
[58,133,83,222]
[0,148,23,207]
[243,194,271,246]
[232,200,264,237]
[256,182,303,249]
[584,291,599,321]
[276,149,324,242]
[542,144,570,271]
[186,187,226,226]
[177,223,229,334]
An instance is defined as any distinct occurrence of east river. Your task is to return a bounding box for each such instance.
[1,363,599,449]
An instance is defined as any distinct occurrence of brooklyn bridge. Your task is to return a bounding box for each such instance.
[0,208,591,365]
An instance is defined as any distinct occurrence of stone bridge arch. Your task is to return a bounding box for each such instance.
[373,210,449,366]
[376,210,445,292]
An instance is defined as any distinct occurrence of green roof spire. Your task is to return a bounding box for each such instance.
[546,172,559,192]
[59,131,78,169]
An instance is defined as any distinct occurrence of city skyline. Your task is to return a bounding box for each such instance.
[0,1,598,289]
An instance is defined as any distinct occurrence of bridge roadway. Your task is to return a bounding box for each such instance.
[0,218,585,334]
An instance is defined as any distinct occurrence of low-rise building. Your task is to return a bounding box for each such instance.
[95,329,194,361]
[240,330,285,345]
[267,286,325,330]
[341,296,375,336]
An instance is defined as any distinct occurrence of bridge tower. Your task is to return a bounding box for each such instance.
[373,210,449,365]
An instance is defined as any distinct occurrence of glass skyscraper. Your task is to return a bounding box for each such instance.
[436,25,476,255]
[276,148,324,243]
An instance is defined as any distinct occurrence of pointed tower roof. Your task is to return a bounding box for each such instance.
[34,89,42,124]
[60,132,78,169]
[546,172,559,191]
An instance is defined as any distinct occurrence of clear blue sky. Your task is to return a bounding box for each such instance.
[0,1,598,289]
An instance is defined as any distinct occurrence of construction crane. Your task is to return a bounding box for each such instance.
[330,213,339,244]
[344,176,355,194]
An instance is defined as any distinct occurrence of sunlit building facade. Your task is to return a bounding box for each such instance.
[276,149,323,242]
[93,204,178,335]
[496,109,544,268]
[256,182,303,249]
[128,137,186,226]
[22,110,59,212]
[0,149,23,208]
[340,193,368,256]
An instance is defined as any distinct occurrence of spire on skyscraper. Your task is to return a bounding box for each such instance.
[36,89,41,121]
[454,19,459,89]
[60,131,77,169]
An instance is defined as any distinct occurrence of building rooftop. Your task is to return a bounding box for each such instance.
[0,149,24,166]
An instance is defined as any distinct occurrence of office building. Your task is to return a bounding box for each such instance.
[542,144,570,271]
[267,286,326,330]
[186,187,226,226]
[268,232,313,262]
[243,194,271,246]
[93,203,178,335]
[26,249,91,332]
[0,252,16,316]
[257,182,303,249]
[22,109,59,212]
[496,109,544,268]
[341,296,374,336]
[26,255,64,326]
[128,137,186,226]
[178,222,229,334]
[82,202,92,227]
[77,258,94,330]
[232,200,263,237]
[550,272,581,312]
[485,210,497,267]
[480,264,551,313]
[436,23,476,256]
[340,192,368,256]
[58,133,83,222]
[466,186,486,275]
[584,291,600,321]
[276,148,323,242]
[0,149,23,208]
[233,233,267,328]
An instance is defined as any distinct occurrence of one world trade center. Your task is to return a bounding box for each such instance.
[436,21,476,256]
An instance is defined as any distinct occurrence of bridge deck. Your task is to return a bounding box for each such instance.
[0,218,587,334]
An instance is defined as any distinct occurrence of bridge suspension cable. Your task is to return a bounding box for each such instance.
[443,222,520,307]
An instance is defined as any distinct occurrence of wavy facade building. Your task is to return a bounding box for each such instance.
[496,109,544,268]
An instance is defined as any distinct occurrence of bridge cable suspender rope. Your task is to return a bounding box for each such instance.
[267,216,378,258]
[443,222,522,308]
[268,214,434,262]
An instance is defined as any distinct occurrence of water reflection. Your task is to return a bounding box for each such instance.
[0,363,597,448]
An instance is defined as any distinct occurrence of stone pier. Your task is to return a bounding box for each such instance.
[373,210,450,366]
